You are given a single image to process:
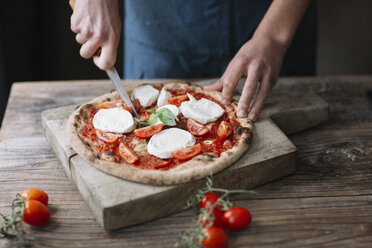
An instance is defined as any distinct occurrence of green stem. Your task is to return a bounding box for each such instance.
[12,224,25,244]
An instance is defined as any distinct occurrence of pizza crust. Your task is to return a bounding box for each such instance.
[66,81,253,185]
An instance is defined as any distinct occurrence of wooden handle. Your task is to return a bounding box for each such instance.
[69,0,101,56]
[69,0,76,9]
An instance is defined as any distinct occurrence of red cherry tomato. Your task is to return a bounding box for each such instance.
[171,143,202,161]
[23,200,50,226]
[202,227,228,248]
[20,188,49,206]
[134,124,164,139]
[187,118,209,136]
[99,100,133,114]
[199,208,226,229]
[96,129,119,143]
[217,121,233,138]
[132,98,143,114]
[100,99,124,109]
[118,143,139,164]
[153,159,173,169]
[222,139,234,149]
[123,105,134,115]
[222,207,252,231]
[165,94,189,107]
[199,193,223,211]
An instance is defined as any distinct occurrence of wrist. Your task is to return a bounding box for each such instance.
[251,31,289,57]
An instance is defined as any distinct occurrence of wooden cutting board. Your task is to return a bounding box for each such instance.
[41,79,328,230]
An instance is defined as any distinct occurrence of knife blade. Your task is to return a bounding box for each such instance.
[106,68,139,118]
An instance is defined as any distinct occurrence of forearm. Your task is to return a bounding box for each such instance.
[253,0,312,52]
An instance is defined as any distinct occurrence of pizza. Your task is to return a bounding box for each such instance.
[66,81,253,185]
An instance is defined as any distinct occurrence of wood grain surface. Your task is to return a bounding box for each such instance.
[0,76,372,247]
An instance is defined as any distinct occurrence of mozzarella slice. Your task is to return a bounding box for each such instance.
[131,85,159,107]
[157,87,172,107]
[179,95,225,124]
[147,128,196,159]
[93,108,135,133]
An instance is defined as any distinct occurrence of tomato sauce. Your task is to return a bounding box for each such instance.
[166,88,190,96]
[79,88,238,170]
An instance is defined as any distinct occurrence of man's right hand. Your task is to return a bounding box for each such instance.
[70,0,121,70]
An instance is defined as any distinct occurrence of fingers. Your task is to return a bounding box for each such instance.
[220,62,245,105]
[247,73,273,122]
[76,33,89,44]
[93,43,117,70]
[69,0,121,71]
[204,80,223,91]
[236,63,262,118]
[79,37,103,59]
[77,31,118,69]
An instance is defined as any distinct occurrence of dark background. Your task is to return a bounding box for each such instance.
[0,0,371,126]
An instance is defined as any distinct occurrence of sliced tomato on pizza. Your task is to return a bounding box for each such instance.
[165,94,189,107]
[134,124,164,139]
[118,143,138,164]
[187,118,209,136]
[172,143,202,161]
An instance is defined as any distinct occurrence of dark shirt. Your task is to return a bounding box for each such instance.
[123,0,317,79]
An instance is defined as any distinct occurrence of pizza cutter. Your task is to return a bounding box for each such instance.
[69,0,139,118]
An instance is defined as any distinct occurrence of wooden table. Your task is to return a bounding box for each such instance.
[0,76,371,247]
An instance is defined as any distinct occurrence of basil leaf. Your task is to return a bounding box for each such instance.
[147,113,160,126]
[157,108,176,126]
[147,109,156,114]
[140,113,159,126]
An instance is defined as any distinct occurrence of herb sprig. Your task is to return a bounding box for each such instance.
[140,108,177,126]
[0,194,26,243]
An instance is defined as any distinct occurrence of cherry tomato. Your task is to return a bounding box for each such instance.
[99,99,134,114]
[123,105,134,115]
[20,189,49,206]
[100,99,124,109]
[201,139,224,155]
[23,200,50,226]
[134,124,164,139]
[171,143,202,161]
[153,159,172,169]
[199,208,226,229]
[222,207,252,231]
[217,121,233,138]
[187,118,209,136]
[118,143,139,164]
[96,129,119,143]
[165,94,189,107]
[202,227,228,248]
[132,98,143,114]
[222,139,234,149]
[199,193,223,211]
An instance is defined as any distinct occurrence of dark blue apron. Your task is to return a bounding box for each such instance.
[123,0,316,79]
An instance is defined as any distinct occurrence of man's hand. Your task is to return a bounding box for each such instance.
[205,0,311,122]
[204,36,285,122]
[70,0,121,70]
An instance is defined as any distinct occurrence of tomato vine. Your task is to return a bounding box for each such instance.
[0,194,26,243]
[178,177,258,248]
